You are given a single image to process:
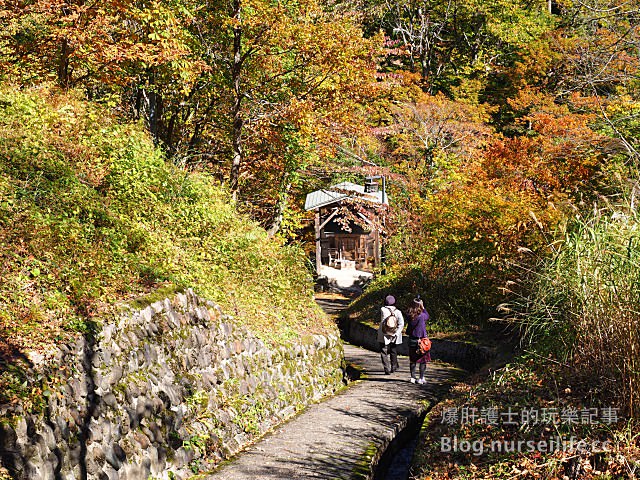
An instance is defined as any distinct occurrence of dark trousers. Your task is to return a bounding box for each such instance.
[379,342,399,373]
[410,362,427,379]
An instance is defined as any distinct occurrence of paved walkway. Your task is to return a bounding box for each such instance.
[204,344,461,479]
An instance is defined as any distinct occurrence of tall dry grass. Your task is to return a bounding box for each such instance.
[512,186,640,417]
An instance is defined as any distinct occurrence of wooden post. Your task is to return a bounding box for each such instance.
[315,208,322,273]
[373,229,380,268]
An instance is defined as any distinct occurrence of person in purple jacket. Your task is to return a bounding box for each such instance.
[406,296,431,384]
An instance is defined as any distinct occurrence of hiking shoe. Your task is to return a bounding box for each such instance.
[409,377,416,383]
[417,378,426,384]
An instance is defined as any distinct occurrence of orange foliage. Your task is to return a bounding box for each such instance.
[2,0,203,88]
[483,110,603,198]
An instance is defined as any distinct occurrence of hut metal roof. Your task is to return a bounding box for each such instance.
[304,182,388,211]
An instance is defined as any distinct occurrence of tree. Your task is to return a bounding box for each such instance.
[370,0,555,99]
[155,0,381,228]
[1,0,199,89]
[554,0,640,162]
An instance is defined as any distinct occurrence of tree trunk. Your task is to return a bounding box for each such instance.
[142,88,161,145]
[58,38,71,89]
[267,181,292,237]
[229,0,243,201]
[166,108,176,155]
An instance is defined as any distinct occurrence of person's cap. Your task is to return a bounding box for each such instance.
[385,295,396,306]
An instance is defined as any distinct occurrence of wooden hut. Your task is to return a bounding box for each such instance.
[304,178,388,273]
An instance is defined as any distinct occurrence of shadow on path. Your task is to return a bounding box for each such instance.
[202,294,463,480]
[204,344,462,480]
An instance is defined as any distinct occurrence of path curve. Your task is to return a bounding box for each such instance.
[204,343,460,479]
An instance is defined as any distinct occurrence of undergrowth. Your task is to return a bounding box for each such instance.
[0,86,332,404]
[411,356,639,480]
[505,178,640,417]
[411,177,640,479]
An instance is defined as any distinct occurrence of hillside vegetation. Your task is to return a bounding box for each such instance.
[0,86,331,368]
[409,179,640,479]
[512,184,640,417]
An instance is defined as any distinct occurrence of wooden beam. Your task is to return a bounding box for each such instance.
[319,207,340,231]
[356,212,375,228]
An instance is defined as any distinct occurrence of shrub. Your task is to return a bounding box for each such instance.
[0,86,331,369]
[353,176,555,334]
[510,183,640,417]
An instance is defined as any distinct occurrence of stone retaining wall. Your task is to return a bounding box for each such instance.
[340,317,493,371]
[0,290,344,479]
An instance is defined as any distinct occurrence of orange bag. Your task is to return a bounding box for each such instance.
[417,337,432,355]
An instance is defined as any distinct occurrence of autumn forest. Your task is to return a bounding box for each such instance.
[1,0,640,477]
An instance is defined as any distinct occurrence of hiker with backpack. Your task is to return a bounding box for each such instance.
[377,295,404,375]
[406,296,431,384]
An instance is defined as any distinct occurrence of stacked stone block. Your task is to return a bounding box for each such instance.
[0,289,344,479]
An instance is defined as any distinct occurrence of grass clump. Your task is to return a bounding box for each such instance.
[506,179,640,418]
[0,86,332,388]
